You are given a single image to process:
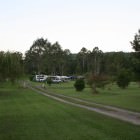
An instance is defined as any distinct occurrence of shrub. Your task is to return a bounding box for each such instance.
[74,79,85,91]
[29,75,35,81]
[117,69,130,89]
[47,78,52,86]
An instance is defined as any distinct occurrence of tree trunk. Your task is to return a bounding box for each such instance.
[92,84,98,94]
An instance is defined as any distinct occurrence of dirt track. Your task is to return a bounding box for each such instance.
[28,85,140,125]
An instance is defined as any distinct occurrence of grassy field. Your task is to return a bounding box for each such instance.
[0,83,140,140]
[44,81,140,112]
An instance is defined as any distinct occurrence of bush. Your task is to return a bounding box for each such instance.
[29,75,35,81]
[47,78,52,86]
[117,69,130,89]
[74,79,85,91]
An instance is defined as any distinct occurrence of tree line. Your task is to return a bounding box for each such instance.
[24,38,139,82]
[0,51,23,83]
[0,29,139,87]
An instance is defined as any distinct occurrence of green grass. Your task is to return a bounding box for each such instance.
[44,81,140,112]
[0,83,140,140]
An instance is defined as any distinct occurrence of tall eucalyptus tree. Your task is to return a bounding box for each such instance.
[90,47,103,75]
[25,38,49,74]
[130,29,140,81]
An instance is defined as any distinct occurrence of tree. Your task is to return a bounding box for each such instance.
[90,47,103,75]
[0,51,23,83]
[87,73,109,93]
[33,39,64,75]
[130,29,140,82]
[116,69,130,89]
[66,53,77,75]
[25,38,49,74]
[0,51,5,82]
[77,47,88,74]
[25,37,75,76]
[61,49,73,75]
[103,52,131,76]
[130,29,140,52]
[24,37,134,80]
[47,78,52,86]
[47,41,63,75]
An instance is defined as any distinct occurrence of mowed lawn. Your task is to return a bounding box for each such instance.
[45,81,140,112]
[0,83,140,140]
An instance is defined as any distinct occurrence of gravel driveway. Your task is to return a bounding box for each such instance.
[28,85,140,125]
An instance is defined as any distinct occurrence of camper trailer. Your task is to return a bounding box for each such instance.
[35,75,47,82]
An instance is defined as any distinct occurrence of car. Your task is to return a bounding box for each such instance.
[52,79,62,83]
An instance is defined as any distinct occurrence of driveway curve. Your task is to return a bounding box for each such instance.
[28,85,140,125]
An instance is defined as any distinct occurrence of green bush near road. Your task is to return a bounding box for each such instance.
[74,79,85,91]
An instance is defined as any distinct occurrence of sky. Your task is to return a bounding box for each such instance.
[0,0,140,54]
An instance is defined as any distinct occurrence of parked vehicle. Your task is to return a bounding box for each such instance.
[34,75,70,83]
[49,76,62,83]
[52,79,62,83]
[35,75,47,82]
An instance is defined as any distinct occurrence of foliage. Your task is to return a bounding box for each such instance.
[87,74,109,93]
[25,38,50,74]
[74,79,85,91]
[130,29,140,82]
[130,29,140,52]
[90,47,103,75]
[76,47,89,74]
[29,75,35,81]
[25,38,74,75]
[47,78,52,86]
[0,51,23,83]
[116,69,131,89]
[131,56,140,81]
[24,37,137,85]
